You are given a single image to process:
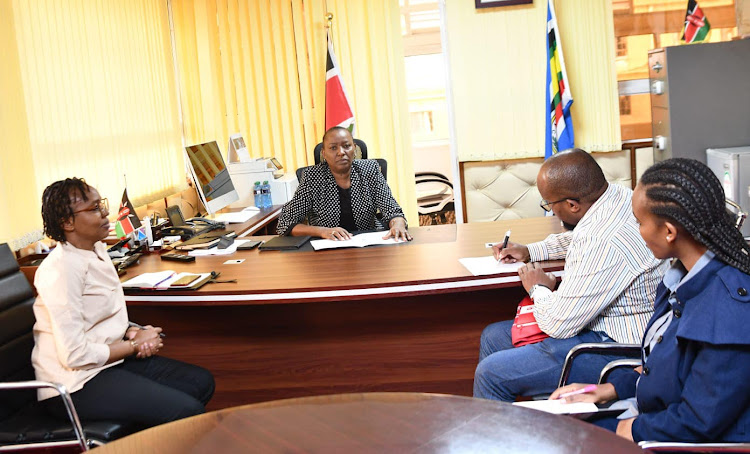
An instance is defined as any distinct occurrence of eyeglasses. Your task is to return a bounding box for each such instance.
[73,198,109,216]
[540,197,579,212]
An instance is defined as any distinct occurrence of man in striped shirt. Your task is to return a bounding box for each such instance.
[474,149,664,401]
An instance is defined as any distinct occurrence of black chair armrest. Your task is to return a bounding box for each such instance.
[558,342,641,388]
[0,380,88,451]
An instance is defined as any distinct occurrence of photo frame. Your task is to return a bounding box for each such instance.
[475,0,532,8]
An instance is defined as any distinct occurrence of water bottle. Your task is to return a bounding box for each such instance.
[261,181,272,208]
[253,181,263,208]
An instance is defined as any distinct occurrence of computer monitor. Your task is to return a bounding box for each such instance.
[185,141,240,215]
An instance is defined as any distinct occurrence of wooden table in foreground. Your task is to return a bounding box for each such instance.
[94,393,641,454]
[123,218,564,410]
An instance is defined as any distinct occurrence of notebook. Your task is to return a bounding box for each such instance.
[258,235,312,251]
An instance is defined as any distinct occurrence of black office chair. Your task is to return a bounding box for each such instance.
[0,243,136,451]
[314,138,368,164]
[296,139,387,183]
[416,172,455,225]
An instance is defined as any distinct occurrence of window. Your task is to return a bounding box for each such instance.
[612,0,738,141]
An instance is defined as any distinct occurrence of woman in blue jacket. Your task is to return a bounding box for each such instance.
[551,158,750,443]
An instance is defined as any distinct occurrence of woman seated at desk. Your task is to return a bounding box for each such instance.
[276,126,411,241]
[33,177,214,428]
[551,158,750,443]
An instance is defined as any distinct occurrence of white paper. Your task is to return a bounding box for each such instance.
[214,211,255,224]
[513,399,599,415]
[121,270,176,289]
[310,231,404,251]
[188,239,252,256]
[458,256,524,276]
[159,272,212,289]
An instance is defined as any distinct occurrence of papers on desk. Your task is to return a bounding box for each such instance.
[121,271,212,290]
[214,209,258,224]
[310,231,405,251]
[188,239,254,256]
[513,399,599,415]
[459,256,524,276]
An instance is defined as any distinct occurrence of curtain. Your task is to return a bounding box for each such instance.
[171,0,417,223]
[9,0,185,214]
[445,0,621,162]
[0,0,41,250]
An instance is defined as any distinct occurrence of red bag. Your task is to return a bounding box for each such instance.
[511,296,550,347]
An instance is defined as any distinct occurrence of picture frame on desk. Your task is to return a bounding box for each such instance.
[475,0,532,9]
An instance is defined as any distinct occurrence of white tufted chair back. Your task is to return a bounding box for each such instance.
[462,150,633,222]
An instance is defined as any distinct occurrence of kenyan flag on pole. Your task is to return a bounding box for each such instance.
[681,0,710,44]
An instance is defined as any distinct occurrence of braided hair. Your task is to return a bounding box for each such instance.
[41,178,91,242]
[639,158,750,274]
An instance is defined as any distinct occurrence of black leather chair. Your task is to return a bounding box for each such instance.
[0,243,136,451]
[296,139,387,184]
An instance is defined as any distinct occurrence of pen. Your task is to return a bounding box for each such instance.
[128,321,166,338]
[556,384,597,399]
[501,229,511,250]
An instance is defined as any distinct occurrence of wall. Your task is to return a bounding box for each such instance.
[443,0,621,161]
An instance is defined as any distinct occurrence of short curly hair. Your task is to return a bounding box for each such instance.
[41,178,91,242]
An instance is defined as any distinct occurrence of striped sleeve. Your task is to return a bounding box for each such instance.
[527,230,573,262]
[533,235,641,339]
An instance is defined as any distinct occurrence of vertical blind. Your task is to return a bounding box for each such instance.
[2,0,186,249]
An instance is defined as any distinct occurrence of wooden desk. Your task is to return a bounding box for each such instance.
[124,218,564,409]
[93,393,641,454]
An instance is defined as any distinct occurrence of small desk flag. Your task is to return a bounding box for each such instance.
[325,31,355,135]
[114,189,141,239]
[544,0,574,159]
[681,0,711,44]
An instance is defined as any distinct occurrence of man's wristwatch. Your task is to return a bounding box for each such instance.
[528,284,550,300]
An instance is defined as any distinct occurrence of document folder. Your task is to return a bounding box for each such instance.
[258,235,312,251]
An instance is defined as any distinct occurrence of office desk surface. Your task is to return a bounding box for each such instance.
[124,217,565,408]
[93,393,641,454]
[124,217,564,306]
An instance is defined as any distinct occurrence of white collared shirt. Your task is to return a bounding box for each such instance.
[31,241,129,400]
[526,183,666,343]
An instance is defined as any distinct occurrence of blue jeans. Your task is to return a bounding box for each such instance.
[473,320,623,401]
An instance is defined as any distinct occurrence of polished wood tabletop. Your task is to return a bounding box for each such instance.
[124,217,565,305]
[92,393,641,454]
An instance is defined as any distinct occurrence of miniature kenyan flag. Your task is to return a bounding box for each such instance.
[681,0,710,44]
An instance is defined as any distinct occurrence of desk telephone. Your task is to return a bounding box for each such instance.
[163,205,224,239]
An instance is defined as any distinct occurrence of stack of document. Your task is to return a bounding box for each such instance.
[121,271,212,290]
[310,231,405,251]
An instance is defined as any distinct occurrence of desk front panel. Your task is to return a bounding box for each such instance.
[125,218,564,409]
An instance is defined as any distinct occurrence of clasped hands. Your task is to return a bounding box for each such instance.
[492,242,556,293]
[125,325,164,359]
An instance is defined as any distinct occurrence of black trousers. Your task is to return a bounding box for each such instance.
[44,355,215,427]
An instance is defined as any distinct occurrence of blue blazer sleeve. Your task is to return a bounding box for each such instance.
[631,344,750,442]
